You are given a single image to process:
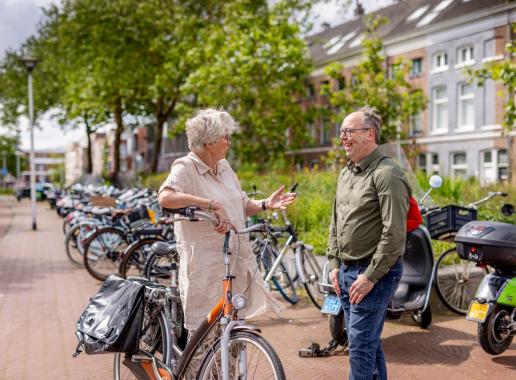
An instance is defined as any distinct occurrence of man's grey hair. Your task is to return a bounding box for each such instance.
[357,105,382,144]
[185,108,236,153]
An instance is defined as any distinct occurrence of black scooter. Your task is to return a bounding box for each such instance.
[456,203,516,355]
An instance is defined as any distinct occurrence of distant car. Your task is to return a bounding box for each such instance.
[16,183,53,202]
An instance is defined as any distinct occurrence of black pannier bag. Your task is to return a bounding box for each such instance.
[73,275,145,356]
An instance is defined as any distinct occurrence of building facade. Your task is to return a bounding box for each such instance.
[302,0,516,183]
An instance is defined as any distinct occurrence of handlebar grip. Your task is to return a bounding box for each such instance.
[290,183,298,193]
[501,192,508,197]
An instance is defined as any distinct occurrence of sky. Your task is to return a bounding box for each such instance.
[0,0,395,151]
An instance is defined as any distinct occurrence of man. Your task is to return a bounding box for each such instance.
[327,106,410,380]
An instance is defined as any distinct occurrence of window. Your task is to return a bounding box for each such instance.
[418,153,427,174]
[336,77,345,90]
[498,149,509,181]
[307,122,316,140]
[320,119,331,145]
[320,80,330,97]
[411,58,423,76]
[451,152,467,178]
[456,45,474,66]
[406,5,430,22]
[432,87,448,132]
[388,63,400,80]
[417,0,453,26]
[431,153,440,174]
[457,83,475,130]
[410,112,423,135]
[306,84,315,99]
[433,52,448,70]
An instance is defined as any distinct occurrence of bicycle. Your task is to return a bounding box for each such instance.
[113,206,285,380]
[429,191,507,315]
[251,209,324,309]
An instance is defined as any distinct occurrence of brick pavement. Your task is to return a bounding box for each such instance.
[0,200,514,380]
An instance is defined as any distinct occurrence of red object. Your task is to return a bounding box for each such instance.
[406,196,423,232]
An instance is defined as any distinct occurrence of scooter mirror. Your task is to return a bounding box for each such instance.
[429,175,443,189]
[501,203,514,216]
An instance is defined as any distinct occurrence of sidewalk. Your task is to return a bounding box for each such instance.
[0,200,514,379]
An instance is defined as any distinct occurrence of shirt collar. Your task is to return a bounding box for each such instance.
[188,152,228,176]
[348,147,382,173]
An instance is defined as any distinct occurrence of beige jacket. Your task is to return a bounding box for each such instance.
[159,152,282,330]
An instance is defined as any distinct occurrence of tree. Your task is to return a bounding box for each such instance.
[468,23,516,131]
[181,0,314,165]
[322,14,427,143]
[0,134,25,177]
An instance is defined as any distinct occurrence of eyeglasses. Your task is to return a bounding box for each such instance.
[339,127,371,138]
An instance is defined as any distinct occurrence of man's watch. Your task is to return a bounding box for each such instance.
[261,200,267,211]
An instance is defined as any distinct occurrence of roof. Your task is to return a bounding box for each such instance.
[307,0,511,67]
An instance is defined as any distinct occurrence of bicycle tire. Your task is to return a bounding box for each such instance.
[434,247,490,315]
[83,227,128,281]
[300,249,324,309]
[113,306,171,380]
[261,245,298,304]
[64,223,83,266]
[119,237,166,279]
[197,330,286,380]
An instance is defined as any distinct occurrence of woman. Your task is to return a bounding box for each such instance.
[157,108,295,373]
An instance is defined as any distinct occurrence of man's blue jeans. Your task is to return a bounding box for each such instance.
[338,260,403,380]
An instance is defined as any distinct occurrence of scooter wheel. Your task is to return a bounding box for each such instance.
[478,305,514,355]
[412,305,432,329]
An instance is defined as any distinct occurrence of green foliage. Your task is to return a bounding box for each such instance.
[0,134,25,176]
[322,14,427,142]
[468,23,516,131]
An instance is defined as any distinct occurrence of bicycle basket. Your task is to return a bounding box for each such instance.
[426,205,477,240]
[126,206,150,225]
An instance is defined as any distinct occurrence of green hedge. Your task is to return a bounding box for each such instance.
[142,169,515,256]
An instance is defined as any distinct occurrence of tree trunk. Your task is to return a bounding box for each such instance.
[150,97,177,173]
[112,98,124,185]
[85,120,93,174]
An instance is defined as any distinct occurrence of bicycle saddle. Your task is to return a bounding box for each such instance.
[151,241,178,256]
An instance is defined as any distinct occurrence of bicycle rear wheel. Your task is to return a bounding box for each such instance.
[83,227,128,281]
[434,247,490,315]
[299,249,324,309]
[114,306,171,380]
[143,251,176,285]
[197,330,285,380]
[119,237,165,279]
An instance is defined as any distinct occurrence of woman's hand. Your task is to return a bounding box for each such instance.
[266,186,296,210]
[212,201,231,233]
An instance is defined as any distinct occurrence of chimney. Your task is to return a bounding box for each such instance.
[354,1,365,17]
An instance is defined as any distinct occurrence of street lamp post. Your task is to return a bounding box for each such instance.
[22,57,38,231]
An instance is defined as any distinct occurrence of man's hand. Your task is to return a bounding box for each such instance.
[349,274,374,304]
[330,268,341,297]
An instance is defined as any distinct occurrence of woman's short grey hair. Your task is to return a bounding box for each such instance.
[358,105,382,144]
[185,108,236,153]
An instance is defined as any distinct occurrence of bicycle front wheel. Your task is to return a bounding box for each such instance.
[434,247,490,315]
[119,237,165,279]
[299,249,324,309]
[83,227,128,281]
[197,330,285,380]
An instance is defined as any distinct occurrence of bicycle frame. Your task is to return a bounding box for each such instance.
[138,213,267,380]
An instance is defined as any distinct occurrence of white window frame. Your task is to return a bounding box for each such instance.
[456,82,475,131]
[455,45,475,69]
[480,149,495,185]
[497,149,510,181]
[431,153,440,175]
[410,112,423,135]
[450,152,468,178]
[430,51,448,74]
[431,86,448,134]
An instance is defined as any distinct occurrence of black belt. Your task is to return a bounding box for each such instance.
[342,256,372,267]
